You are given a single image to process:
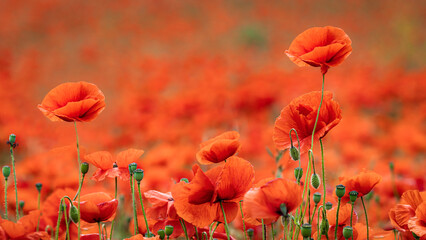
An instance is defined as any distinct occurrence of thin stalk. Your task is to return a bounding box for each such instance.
[137,182,151,236]
[195,226,199,240]
[179,219,189,240]
[317,206,323,240]
[74,121,82,240]
[310,204,318,224]
[239,200,247,240]
[271,223,275,240]
[209,222,220,240]
[130,176,138,235]
[350,201,355,240]
[283,217,288,240]
[98,222,102,240]
[55,200,63,240]
[361,197,369,240]
[261,219,266,240]
[220,201,231,240]
[110,177,118,240]
[319,139,327,218]
[334,198,341,240]
[36,190,41,231]
[4,178,7,219]
[10,147,19,220]
[311,74,325,151]
[63,203,70,240]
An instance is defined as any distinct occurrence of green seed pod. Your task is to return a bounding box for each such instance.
[134,169,144,182]
[69,205,79,223]
[343,226,353,239]
[310,173,320,189]
[80,162,89,175]
[280,203,288,217]
[157,229,165,240]
[336,184,346,198]
[349,191,358,203]
[325,202,333,210]
[35,183,43,192]
[165,225,174,236]
[247,228,254,238]
[19,200,25,209]
[289,146,300,161]
[294,167,303,181]
[301,223,312,238]
[313,192,322,205]
[180,178,189,183]
[320,218,330,236]
[128,162,137,175]
[9,134,16,145]
[2,166,11,179]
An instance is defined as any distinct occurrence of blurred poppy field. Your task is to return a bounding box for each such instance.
[0,0,425,240]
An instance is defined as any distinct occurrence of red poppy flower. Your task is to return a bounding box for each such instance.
[38,81,105,122]
[171,156,254,227]
[84,148,144,181]
[75,192,118,223]
[0,210,50,240]
[196,131,241,165]
[285,26,352,74]
[243,178,303,221]
[273,91,342,154]
[124,234,160,240]
[408,202,426,239]
[336,171,382,203]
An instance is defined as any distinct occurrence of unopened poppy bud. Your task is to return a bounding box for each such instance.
[320,218,329,235]
[69,205,79,223]
[294,167,303,181]
[325,202,332,210]
[19,200,25,209]
[280,203,288,217]
[128,162,137,175]
[2,166,11,179]
[247,228,254,238]
[313,192,321,205]
[336,184,346,198]
[165,225,174,236]
[180,178,189,183]
[289,146,300,161]
[157,229,165,240]
[35,183,42,192]
[134,169,144,182]
[80,162,89,175]
[343,226,353,239]
[301,223,312,238]
[349,191,358,203]
[310,173,320,189]
[9,134,16,144]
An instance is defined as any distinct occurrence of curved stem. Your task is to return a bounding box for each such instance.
[335,198,341,240]
[311,74,325,151]
[361,197,369,240]
[130,175,138,235]
[74,121,82,240]
[4,178,7,220]
[10,147,19,220]
[110,177,118,240]
[137,182,151,236]
[209,222,220,240]
[239,200,247,240]
[220,201,230,240]
[179,219,189,240]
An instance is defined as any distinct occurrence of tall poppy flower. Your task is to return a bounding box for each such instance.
[75,192,118,223]
[243,178,302,222]
[0,210,50,240]
[273,91,342,154]
[38,81,105,122]
[336,171,382,203]
[171,156,254,227]
[285,26,352,74]
[196,131,241,165]
[84,148,144,181]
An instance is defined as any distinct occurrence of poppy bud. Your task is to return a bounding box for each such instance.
[343,226,353,239]
[80,162,89,175]
[35,183,42,192]
[247,228,254,238]
[301,223,312,238]
[335,184,346,198]
[349,191,358,203]
[134,169,144,182]
[389,162,394,171]
[9,134,16,145]
[69,205,79,223]
[19,200,25,210]
[313,192,321,205]
[128,162,137,175]
[289,146,300,161]
[157,229,165,240]
[280,203,288,217]
[320,218,329,235]
[2,166,11,179]
[294,167,303,181]
[165,225,174,236]
[180,178,189,183]
[310,173,320,189]
[325,202,332,210]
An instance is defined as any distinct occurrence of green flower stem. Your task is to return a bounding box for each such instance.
[271,223,275,240]
[335,198,341,240]
[179,219,189,240]
[98,222,102,240]
[319,139,327,218]
[317,206,323,240]
[10,146,19,220]
[283,217,288,240]
[63,202,70,240]
[350,201,355,240]
[36,190,41,231]
[310,204,318,224]
[361,197,370,240]
[137,182,151,236]
[55,199,64,240]
[74,121,82,240]
[289,128,302,171]
[4,178,8,220]
[195,226,199,240]
[209,222,220,240]
[220,201,231,240]
[311,74,325,151]
[239,200,247,240]
[110,177,118,240]
[261,219,266,240]
[130,175,138,235]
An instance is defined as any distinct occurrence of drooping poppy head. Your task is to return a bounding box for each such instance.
[285,26,352,74]
[337,171,382,203]
[76,192,118,223]
[243,178,303,221]
[408,201,426,239]
[196,131,241,164]
[38,81,105,122]
[273,91,342,154]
